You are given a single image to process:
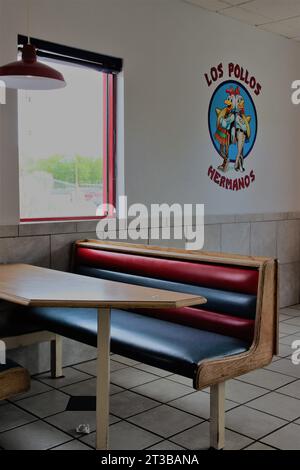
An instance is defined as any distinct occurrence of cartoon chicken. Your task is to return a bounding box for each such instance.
[234,87,251,172]
[214,88,236,172]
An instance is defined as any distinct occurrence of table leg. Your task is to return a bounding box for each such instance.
[50,335,63,378]
[96,307,111,450]
[210,382,225,450]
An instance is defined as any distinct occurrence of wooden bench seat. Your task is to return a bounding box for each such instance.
[0,359,30,401]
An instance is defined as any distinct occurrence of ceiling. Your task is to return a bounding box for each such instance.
[183,0,300,42]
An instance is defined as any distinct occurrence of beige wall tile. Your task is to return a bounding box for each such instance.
[221,223,250,255]
[277,220,300,263]
[96,229,127,241]
[149,238,186,249]
[50,232,95,271]
[235,214,266,223]
[0,236,50,267]
[279,263,300,308]
[0,225,18,238]
[184,225,205,251]
[150,225,185,249]
[288,212,300,220]
[250,221,277,258]
[236,213,287,223]
[262,213,288,221]
[204,214,235,225]
[97,228,149,245]
[202,224,221,252]
[76,220,99,233]
[19,222,77,237]
[127,228,149,245]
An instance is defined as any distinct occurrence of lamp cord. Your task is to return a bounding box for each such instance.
[26,0,30,44]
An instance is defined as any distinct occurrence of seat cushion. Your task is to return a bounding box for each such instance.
[0,301,42,338]
[76,247,259,295]
[27,307,249,378]
[128,306,254,342]
[75,267,255,342]
[76,266,257,319]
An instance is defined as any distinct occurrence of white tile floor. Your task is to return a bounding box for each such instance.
[1,305,300,450]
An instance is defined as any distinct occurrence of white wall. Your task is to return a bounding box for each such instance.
[0,0,300,221]
[0,0,20,224]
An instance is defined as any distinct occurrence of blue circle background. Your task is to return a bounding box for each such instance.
[208,80,257,162]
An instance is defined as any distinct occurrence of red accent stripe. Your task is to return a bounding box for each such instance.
[133,306,255,342]
[108,74,116,213]
[102,73,116,217]
[102,73,108,213]
[75,247,259,295]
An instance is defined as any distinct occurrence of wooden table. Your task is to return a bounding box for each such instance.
[0,264,206,449]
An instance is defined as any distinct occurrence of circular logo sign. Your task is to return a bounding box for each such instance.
[208,80,257,173]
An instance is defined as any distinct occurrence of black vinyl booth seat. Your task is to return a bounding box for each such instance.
[0,300,41,337]
[0,358,24,374]
[26,307,248,378]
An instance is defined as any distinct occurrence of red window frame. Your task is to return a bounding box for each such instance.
[102,73,117,218]
[20,72,117,223]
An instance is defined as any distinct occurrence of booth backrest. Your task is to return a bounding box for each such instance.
[73,244,260,343]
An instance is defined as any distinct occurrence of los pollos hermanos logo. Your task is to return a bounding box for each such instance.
[205,62,260,191]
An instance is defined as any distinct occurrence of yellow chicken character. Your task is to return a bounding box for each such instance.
[214,88,236,172]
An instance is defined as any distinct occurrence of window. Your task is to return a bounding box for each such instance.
[18,37,122,222]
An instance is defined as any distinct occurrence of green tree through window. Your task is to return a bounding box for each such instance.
[27,155,103,186]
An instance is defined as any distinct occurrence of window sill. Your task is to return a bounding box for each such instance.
[0,220,101,238]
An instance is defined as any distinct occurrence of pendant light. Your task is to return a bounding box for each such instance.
[0,1,66,90]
